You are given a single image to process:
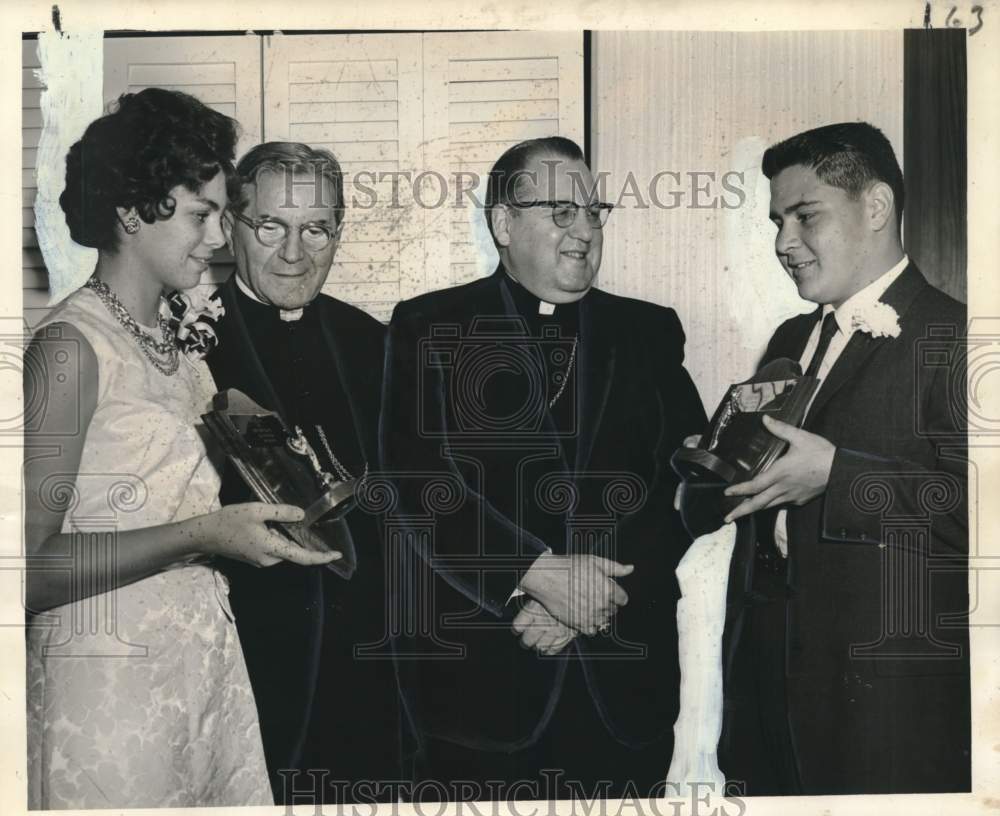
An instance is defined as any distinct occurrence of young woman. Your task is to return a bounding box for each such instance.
[24,88,336,809]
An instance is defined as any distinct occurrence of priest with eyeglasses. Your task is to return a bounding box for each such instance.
[381,136,706,799]
[206,142,404,805]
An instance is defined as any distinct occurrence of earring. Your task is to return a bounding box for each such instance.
[123,213,141,234]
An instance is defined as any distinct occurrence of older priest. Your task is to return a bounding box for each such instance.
[207,142,403,804]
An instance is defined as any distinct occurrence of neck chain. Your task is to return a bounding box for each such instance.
[313,424,354,481]
[84,276,179,376]
[548,335,578,409]
[292,423,368,485]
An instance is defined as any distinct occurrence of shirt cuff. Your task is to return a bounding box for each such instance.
[507,548,553,606]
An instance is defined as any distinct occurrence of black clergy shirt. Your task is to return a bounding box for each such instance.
[234,286,365,484]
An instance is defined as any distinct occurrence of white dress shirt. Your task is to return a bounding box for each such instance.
[773,254,909,556]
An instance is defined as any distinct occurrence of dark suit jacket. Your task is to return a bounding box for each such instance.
[207,276,401,799]
[721,263,969,794]
[380,268,706,754]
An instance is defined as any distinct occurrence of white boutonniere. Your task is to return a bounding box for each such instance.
[850,300,901,339]
[165,287,225,360]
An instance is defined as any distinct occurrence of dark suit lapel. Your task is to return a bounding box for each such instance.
[476,270,615,474]
[210,276,287,419]
[805,263,928,426]
[495,271,568,472]
[803,331,878,426]
[766,307,821,367]
[316,303,370,464]
[487,267,512,306]
[574,291,615,474]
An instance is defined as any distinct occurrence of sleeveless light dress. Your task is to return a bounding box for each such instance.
[26,286,272,809]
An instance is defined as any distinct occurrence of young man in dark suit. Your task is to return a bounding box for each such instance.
[207,142,403,804]
[720,122,969,795]
[380,137,706,799]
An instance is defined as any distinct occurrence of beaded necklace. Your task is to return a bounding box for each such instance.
[84,276,179,376]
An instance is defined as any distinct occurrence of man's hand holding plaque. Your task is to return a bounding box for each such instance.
[670,358,821,538]
[722,415,836,523]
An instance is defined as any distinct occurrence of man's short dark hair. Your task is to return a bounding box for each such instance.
[233,141,345,225]
[761,122,904,229]
[485,136,586,245]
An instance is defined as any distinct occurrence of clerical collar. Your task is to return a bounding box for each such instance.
[502,271,583,322]
[234,273,308,322]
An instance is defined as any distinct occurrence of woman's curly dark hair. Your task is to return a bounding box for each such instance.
[59,88,242,251]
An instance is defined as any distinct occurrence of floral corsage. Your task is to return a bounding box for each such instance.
[166,288,225,360]
[850,300,901,339]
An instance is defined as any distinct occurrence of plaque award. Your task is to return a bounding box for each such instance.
[202,389,358,579]
[670,358,820,538]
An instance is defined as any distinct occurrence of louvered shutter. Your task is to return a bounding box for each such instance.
[23,35,264,323]
[22,41,47,326]
[23,33,585,325]
[103,35,262,155]
[262,33,424,322]
[422,32,585,288]
[104,35,264,300]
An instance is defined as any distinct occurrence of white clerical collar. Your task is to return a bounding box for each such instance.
[826,254,909,331]
[504,271,557,315]
[234,273,306,322]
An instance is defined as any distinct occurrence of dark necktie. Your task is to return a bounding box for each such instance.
[804,312,840,379]
[755,312,840,576]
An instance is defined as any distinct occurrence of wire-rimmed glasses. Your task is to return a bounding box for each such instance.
[230,211,337,251]
[505,200,614,229]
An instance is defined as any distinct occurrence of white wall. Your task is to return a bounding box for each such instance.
[591,30,904,409]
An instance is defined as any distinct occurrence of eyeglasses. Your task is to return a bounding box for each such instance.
[230,211,337,252]
[505,200,614,229]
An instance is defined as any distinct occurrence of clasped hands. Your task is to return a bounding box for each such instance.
[510,419,835,655]
[511,552,633,656]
